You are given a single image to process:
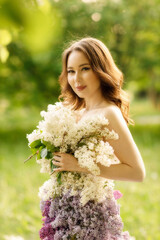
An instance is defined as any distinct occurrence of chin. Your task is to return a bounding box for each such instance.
[75,91,85,97]
[76,94,85,99]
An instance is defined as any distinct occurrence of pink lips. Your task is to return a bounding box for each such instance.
[76,86,86,91]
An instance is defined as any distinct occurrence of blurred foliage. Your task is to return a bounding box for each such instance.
[0,0,160,111]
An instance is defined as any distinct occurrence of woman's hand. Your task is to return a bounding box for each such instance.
[52,152,89,174]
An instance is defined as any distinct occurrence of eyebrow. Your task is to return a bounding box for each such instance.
[67,63,90,69]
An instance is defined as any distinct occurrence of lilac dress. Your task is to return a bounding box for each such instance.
[38,110,134,240]
[39,188,134,240]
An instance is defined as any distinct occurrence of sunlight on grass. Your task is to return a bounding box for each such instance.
[0,139,48,240]
[130,97,160,118]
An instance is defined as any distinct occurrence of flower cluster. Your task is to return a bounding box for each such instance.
[38,172,114,206]
[39,190,132,240]
[26,102,119,177]
[27,102,77,153]
[75,137,119,175]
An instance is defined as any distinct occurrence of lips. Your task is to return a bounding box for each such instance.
[76,86,86,91]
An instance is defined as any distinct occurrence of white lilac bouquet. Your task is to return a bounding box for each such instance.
[26,102,77,184]
[26,102,119,180]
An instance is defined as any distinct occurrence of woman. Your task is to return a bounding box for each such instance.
[40,37,146,239]
[53,37,145,182]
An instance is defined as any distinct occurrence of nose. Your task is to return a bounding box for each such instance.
[75,71,81,84]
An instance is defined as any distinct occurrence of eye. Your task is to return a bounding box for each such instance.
[67,69,75,74]
[81,67,90,71]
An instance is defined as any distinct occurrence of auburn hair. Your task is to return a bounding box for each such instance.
[58,37,134,125]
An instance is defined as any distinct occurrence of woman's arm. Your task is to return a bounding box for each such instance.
[98,106,146,182]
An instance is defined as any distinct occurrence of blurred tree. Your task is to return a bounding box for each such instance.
[0,0,62,108]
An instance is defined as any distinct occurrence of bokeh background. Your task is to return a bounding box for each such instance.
[0,0,160,239]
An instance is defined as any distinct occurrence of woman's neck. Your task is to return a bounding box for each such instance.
[83,88,111,111]
[84,97,110,112]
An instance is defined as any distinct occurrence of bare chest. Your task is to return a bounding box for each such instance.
[75,108,108,124]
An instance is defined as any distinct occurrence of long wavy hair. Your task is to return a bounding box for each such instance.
[58,37,134,125]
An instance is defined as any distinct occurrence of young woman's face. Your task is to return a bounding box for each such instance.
[67,50,101,99]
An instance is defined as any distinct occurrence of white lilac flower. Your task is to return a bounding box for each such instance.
[38,179,60,201]
[26,129,42,145]
[27,102,77,150]
[39,172,114,206]
[38,103,77,147]
[75,146,100,175]
[74,135,119,176]
[36,158,51,173]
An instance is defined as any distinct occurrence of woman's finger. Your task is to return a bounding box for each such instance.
[53,155,61,160]
[53,152,62,156]
[52,160,62,166]
[53,167,63,172]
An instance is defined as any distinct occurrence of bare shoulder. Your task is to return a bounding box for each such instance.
[104,105,126,124]
[104,104,122,119]
[103,105,130,136]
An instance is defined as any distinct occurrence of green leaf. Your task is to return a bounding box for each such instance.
[42,140,60,152]
[42,140,54,150]
[37,145,45,160]
[40,147,48,158]
[31,148,38,154]
[50,159,54,172]
[30,139,42,148]
[51,145,60,152]
[57,172,62,185]
[70,235,77,240]
[66,144,72,153]
[77,142,86,147]
[46,151,53,159]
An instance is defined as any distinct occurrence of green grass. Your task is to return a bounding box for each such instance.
[0,98,160,240]
[130,97,160,118]
[0,129,48,240]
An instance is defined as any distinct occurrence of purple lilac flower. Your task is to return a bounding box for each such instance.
[39,223,55,240]
[40,200,51,217]
[39,190,132,240]
[113,190,123,200]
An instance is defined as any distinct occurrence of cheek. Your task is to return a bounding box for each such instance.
[68,77,75,89]
[89,73,100,87]
[67,76,72,85]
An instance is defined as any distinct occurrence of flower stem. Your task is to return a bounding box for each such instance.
[24,151,39,163]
